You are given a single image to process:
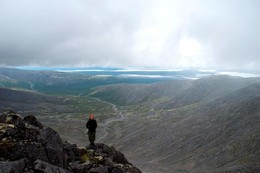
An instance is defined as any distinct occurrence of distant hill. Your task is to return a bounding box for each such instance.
[0,67,177,95]
[0,87,68,114]
[87,75,260,107]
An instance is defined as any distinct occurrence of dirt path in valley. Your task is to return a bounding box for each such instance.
[89,97,125,142]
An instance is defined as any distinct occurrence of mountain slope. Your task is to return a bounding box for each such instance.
[87,75,260,108]
[89,76,260,172]
[0,87,69,113]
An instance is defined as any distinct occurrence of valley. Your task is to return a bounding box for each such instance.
[0,67,259,173]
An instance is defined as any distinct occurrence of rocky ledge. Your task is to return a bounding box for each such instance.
[0,110,142,173]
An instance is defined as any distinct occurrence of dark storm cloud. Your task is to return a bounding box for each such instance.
[0,0,259,69]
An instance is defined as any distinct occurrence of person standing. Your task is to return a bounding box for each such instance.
[86,114,97,146]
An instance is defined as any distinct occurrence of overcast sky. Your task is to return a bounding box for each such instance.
[0,0,259,70]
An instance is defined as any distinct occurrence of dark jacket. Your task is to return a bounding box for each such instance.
[86,119,97,132]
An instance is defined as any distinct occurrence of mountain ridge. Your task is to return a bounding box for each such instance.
[87,75,260,108]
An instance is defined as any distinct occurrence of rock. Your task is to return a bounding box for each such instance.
[19,142,49,162]
[0,113,6,123]
[4,127,17,137]
[69,162,93,173]
[110,167,125,173]
[0,140,48,162]
[63,142,80,162]
[0,159,26,173]
[22,128,40,142]
[1,110,23,126]
[38,127,65,168]
[95,143,130,165]
[23,115,43,129]
[99,157,114,168]
[89,166,109,173]
[5,113,25,130]
[34,159,72,173]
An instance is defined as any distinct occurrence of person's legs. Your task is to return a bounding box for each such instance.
[88,131,96,145]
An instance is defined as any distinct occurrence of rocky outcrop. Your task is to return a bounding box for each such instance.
[0,110,142,173]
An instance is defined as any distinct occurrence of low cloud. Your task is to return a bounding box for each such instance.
[0,0,259,70]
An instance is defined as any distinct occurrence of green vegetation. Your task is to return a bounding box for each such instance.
[0,78,31,90]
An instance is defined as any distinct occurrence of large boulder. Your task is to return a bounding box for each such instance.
[38,127,65,167]
[95,143,130,165]
[23,115,43,129]
[0,110,25,129]
[34,159,72,173]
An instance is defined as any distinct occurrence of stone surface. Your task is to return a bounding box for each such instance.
[89,166,109,173]
[23,115,43,129]
[34,159,72,173]
[0,159,26,173]
[38,127,65,167]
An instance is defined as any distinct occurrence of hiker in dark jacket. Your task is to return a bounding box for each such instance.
[86,114,97,146]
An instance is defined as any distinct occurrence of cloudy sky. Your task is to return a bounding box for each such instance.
[0,0,259,70]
